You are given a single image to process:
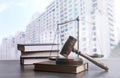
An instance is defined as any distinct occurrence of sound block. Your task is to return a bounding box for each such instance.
[56,58,83,65]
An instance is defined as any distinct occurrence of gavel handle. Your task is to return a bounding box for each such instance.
[73,49,109,71]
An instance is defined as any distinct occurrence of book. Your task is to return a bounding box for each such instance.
[23,58,49,64]
[21,51,58,57]
[21,56,63,65]
[17,43,59,52]
[34,61,88,73]
[20,51,58,64]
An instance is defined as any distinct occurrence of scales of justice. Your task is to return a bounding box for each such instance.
[34,17,109,73]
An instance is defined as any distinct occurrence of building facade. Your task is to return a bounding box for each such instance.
[0,37,16,60]
[39,2,56,43]
[0,0,115,60]
[25,0,115,57]
[14,32,26,59]
[49,0,115,57]
[77,0,115,57]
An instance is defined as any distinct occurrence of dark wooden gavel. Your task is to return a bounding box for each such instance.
[60,36,109,71]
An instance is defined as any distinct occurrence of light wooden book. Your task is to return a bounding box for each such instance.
[21,52,58,57]
[23,58,49,64]
[17,44,59,52]
[34,61,88,73]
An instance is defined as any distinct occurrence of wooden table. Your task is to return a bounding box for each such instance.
[0,59,120,78]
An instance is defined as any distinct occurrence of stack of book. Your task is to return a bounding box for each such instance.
[17,44,59,64]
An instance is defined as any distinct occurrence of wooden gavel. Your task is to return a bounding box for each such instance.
[60,36,109,71]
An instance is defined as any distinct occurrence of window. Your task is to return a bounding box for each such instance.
[108,22,114,26]
[92,0,97,2]
[92,26,96,30]
[82,37,86,41]
[108,12,113,17]
[68,0,72,3]
[69,9,72,12]
[107,7,113,12]
[82,22,85,25]
[69,4,72,7]
[82,27,86,30]
[110,43,114,46]
[110,38,114,41]
[92,3,97,7]
[74,8,77,11]
[108,17,113,22]
[93,37,96,41]
[93,48,97,52]
[93,32,96,35]
[83,48,86,51]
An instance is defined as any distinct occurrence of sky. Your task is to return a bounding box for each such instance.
[0,0,120,44]
[0,0,53,44]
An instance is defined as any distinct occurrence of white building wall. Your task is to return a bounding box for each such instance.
[25,21,35,44]
[0,37,16,60]
[53,0,115,57]
[15,32,26,59]
[39,2,56,44]
[33,18,40,43]
[15,32,25,44]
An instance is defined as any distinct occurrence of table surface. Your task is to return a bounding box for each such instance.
[0,59,120,78]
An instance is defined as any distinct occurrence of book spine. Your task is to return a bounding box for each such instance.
[17,45,25,51]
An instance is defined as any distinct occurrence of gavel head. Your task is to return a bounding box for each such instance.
[60,36,77,58]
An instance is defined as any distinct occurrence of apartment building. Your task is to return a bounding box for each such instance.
[51,0,114,57]
[24,0,115,57]
[25,2,56,44]
[55,0,79,45]
[79,0,115,57]
[14,32,26,59]
[0,37,16,60]
[15,32,25,44]
[26,20,40,44]
[39,2,56,43]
